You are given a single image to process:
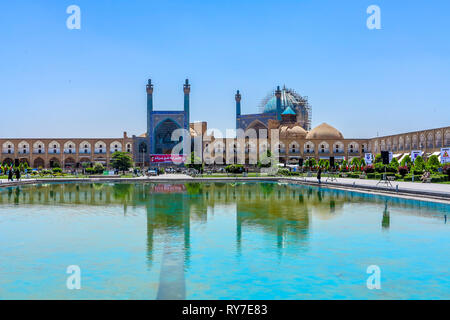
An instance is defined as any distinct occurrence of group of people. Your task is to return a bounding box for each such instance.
[6,169,21,182]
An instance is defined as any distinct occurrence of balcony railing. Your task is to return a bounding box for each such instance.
[304,150,314,154]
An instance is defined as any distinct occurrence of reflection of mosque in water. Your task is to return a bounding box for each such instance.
[1,182,446,263]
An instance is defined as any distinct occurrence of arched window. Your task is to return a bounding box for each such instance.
[318,142,329,154]
[334,141,344,153]
[64,141,76,154]
[398,137,404,150]
[435,132,442,148]
[79,142,91,154]
[110,141,122,153]
[95,141,106,154]
[348,142,359,153]
[304,141,314,154]
[2,141,14,154]
[289,141,299,154]
[33,141,45,154]
[412,135,418,149]
[18,141,30,154]
[427,133,434,148]
[277,142,286,153]
[445,130,450,147]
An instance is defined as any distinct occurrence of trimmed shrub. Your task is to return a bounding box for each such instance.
[278,168,290,176]
[398,166,408,177]
[367,173,376,179]
[225,164,244,174]
[443,164,450,179]
[403,174,422,182]
[364,165,375,174]
[85,168,95,174]
[430,175,447,183]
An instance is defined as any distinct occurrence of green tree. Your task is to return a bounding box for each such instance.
[305,158,317,169]
[185,151,203,171]
[51,161,61,168]
[401,155,412,168]
[81,162,90,175]
[257,150,277,168]
[350,157,360,167]
[389,157,399,172]
[374,154,382,164]
[318,159,329,169]
[93,162,105,174]
[427,155,440,167]
[414,155,425,172]
[426,155,441,172]
[111,152,134,173]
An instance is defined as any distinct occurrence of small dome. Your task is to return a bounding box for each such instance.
[280,125,307,137]
[282,106,296,115]
[288,125,307,136]
[306,123,344,140]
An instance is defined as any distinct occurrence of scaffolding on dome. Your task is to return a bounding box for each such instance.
[258,86,312,131]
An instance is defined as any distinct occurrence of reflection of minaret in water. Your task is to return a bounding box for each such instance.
[382,200,390,230]
[236,184,310,258]
[144,192,191,300]
[146,204,156,267]
[236,204,242,257]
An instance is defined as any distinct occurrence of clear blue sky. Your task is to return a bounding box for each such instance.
[0,0,449,139]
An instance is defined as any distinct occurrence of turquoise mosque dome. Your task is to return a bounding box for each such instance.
[282,106,296,115]
[258,86,312,131]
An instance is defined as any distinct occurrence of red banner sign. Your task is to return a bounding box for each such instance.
[151,184,186,193]
[150,154,186,163]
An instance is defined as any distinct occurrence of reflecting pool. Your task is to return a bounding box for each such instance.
[0,182,448,299]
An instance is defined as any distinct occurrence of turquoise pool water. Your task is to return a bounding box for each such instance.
[0,182,448,300]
